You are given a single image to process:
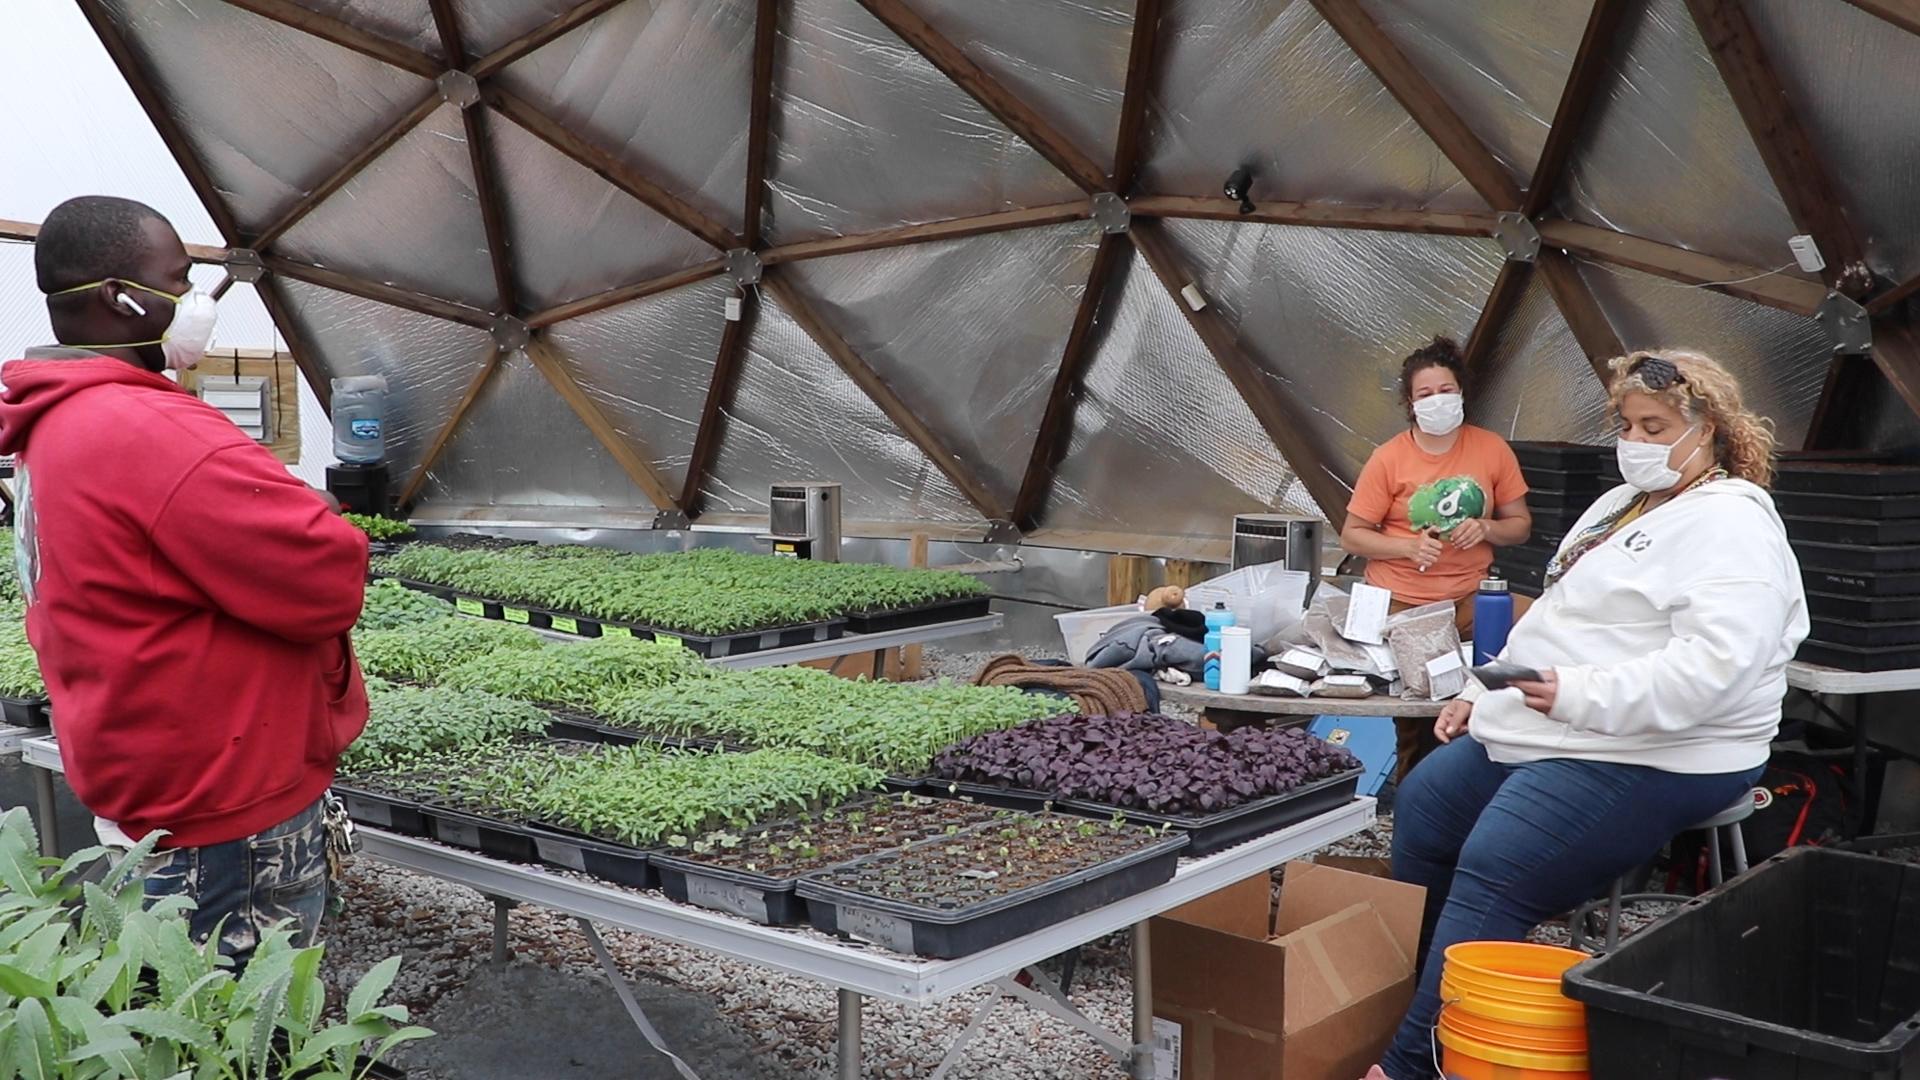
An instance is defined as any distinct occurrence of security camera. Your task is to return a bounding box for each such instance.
[1223,166,1256,214]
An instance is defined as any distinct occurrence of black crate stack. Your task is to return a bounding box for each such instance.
[1777,457,1920,672]
[1503,442,1613,597]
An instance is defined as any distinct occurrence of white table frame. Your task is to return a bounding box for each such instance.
[1784,660,1920,848]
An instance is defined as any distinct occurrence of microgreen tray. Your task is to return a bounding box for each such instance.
[1804,567,1920,598]
[625,618,847,659]
[1797,639,1920,672]
[842,595,992,635]
[1785,515,1920,547]
[1791,540,1920,574]
[330,780,432,839]
[1806,592,1920,623]
[1809,617,1920,648]
[1773,491,1920,521]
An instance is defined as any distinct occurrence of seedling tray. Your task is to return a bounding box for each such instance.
[524,608,604,638]
[545,713,725,753]
[1797,639,1920,672]
[1055,767,1362,857]
[331,781,431,838]
[798,824,1187,958]
[0,695,50,728]
[1785,515,1920,547]
[1807,591,1920,623]
[1791,540,1920,573]
[420,803,539,863]
[626,618,848,659]
[1809,618,1920,648]
[1775,463,1920,496]
[925,779,1056,812]
[1804,567,1920,598]
[1511,442,1608,472]
[1773,491,1920,521]
[843,595,992,635]
[523,823,653,889]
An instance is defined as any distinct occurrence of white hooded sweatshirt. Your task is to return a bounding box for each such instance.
[1471,478,1808,774]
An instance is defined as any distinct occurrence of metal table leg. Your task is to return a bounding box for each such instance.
[579,919,704,1080]
[838,988,862,1080]
[1131,922,1154,1080]
[490,896,514,966]
[33,766,58,856]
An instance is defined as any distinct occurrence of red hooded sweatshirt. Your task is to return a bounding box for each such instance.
[0,352,369,848]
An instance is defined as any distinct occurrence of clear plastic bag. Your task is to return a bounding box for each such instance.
[1386,600,1462,699]
[1186,562,1312,643]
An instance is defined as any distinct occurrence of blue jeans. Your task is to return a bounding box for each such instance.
[142,799,330,971]
[1379,737,1762,1080]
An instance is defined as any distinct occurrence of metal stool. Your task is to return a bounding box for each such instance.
[1570,792,1754,951]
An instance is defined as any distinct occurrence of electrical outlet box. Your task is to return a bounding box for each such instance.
[725,296,743,322]
[1181,283,1207,311]
[1789,234,1826,274]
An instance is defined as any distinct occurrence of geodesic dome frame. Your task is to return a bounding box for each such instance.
[73,0,1920,554]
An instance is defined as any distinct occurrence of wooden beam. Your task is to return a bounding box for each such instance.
[1128,195,1496,236]
[256,276,336,412]
[1869,273,1920,317]
[525,259,727,328]
[1538,218,1829,315]
[1524,0,1635,217]
[743,0,780,249]
[762,272,1009,521]
[469,0,629,79]
[1110,0,1165,192]
[852,0,1111,194]
[1129,221,1352,523]
[1012,233,1129,530]
[1686,0,1870,292]
[73,0,243,244]
[426,0,466,65]
[680,291,757,515]
[462,106,519,313]
[251,92,442,250]
[1535,250,1622,380]
[760,204,1091,267]
[399,344,505,507]
[486,86,740,251]
[1864,318,1920,438]
[1460,261,1534,373]
[523,336,682,511]
[1838,0,1920,41]
[1804,355,1880,450]
[1305,0,1522,211]
[262,255,496,327]
[220,0,441,78]
[1,219,228,264]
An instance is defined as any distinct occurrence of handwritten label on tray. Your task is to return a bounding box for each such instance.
[344,796,391,829]
[434,820,482,849]
[686,875,770,922]
[838,905,914,953]
[454,598,485,616]
[535,838,587,872]
[550,616,580,634]
[503,608,531,624]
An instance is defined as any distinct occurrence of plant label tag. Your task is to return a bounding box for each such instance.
[535,838,587,872]
[435,820,482,849]
[503,608,531,624]
[687,875,769,921]
[1152,1017,1181,1079]
[1345,583,1391,644]
[454,598,485,617]
[550,616,580,634]
[839,905,914,953]
[602,625,633,638]
[1427,650,1466,700]
[343,796,391,829]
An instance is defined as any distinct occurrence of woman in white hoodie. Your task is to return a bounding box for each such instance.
[1369,350,1807,1080]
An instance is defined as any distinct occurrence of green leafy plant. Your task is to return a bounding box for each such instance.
[352,617,543,684]
[340,684,551,774]
[343,514,415,541]
[0,527,19,605]
[439,636,710,711]
[354,580,455,632]
[0,806,431,1078]
[0,601,45,699]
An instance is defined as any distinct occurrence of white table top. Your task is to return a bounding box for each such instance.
[1162,683,1446,718]
[1785,660,1920,696]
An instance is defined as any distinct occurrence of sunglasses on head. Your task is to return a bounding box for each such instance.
[1628,356,1686,391]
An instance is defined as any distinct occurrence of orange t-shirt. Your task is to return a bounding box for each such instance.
[1346,426,1529,606]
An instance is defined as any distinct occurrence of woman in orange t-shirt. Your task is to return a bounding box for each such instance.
[1340,337,1534,634]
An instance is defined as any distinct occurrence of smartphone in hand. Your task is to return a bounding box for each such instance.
[1471,660,1542,691]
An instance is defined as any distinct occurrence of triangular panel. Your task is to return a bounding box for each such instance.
[782,221,1104,511]
[453,0,582,60]
[287,1,443,60]
[1559,0,1806,272]
[421,349,653,510]
[913,0,1135,174]
[276,103,498,312]
[1041,251,1321,544]
[1577,261,1831,449]
[543,276,738,497]
[486,112,718,313]
[1745,0,1920,284]
[1356,0,1591,188]
[1161,217,1504,478]
[270,277,495,482]
[95,0,433,234]
[496,0,754,239]
[1467,275,1612,444]
[764,0,1086,245]
[702,293,982,524]
[1140,0,1482,209]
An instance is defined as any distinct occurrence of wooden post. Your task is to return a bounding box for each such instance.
[1164,560,1215,591]
[899,533,930,681]
[1108,555,1152,607]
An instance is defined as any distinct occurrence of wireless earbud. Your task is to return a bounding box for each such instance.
[116,292,147,318]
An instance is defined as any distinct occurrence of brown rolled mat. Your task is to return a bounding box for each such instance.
[971,655,1150,717]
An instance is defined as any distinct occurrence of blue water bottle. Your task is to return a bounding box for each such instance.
[1473,573,1515,666]
[1203,603,1236,691]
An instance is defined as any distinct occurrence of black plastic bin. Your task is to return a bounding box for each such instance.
[1565,847,1920,1080]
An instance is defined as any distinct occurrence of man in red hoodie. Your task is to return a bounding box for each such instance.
[1,196,369,968]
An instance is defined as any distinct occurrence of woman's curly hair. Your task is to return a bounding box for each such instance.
[1399,336,1468,423]
[1608,349,1777,488]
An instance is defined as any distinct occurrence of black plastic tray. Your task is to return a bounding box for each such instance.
[797,826,1188,958]
[331,782,432,838]
[629,618,848,659]
[524,608,604,638]
[1785,515,1920,547]
[1511,442,1608,472]
[523,823,653,889]
[1774,491,1920,521]
[544,714,724,753]
[1797,639,1920,672]
[1807,591,1920,623]
[420,803,539,862]
[1805,567,1920,598]
[651,858,807,925]
[843,595,992,635]
[0,695,50,728]
[1791,540,1920,573]
[1056,769,1361,857]
[1810,618,1920,648]
[1775,463,1920,496]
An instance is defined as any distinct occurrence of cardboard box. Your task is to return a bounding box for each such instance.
[1150,862,1424,1080]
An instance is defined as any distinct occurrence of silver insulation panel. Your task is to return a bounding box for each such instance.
[764,0,1086,244]
[276,103,498,311]
[781,221,1104,512]
[494,0,754,238]
[1140,0,1481,209]
[1467,273,1614,445]
[288,0,444,60]
[97,0,433,235]
[453,1,583,61]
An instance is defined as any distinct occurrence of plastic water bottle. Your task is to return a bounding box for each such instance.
[331,375,389,463]
[1203,603,1236,691]
[1220,626,1252,695]
[1474,573,1515,666]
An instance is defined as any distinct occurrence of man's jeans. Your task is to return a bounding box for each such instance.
[141,799,330,971]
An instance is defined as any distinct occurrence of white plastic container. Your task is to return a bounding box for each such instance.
[1055,603,1144,665]
[1220,626,1252,695]
[1185,562,1312,644]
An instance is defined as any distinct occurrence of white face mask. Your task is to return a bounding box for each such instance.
[51,279,218,371]
[1617,425,1704,493]
[1413,392,1464,437]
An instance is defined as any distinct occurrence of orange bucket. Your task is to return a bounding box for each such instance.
[1437,942,1590,1079]
[1437,1017,1589,1079]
